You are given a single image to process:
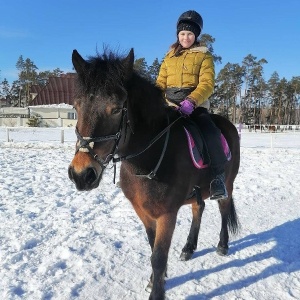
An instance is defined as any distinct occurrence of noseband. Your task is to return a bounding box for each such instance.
[75,106,128,170]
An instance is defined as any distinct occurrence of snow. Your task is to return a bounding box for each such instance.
[28,104,74,109]
[0,128,300,300]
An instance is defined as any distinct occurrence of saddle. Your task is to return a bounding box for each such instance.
[183,119,231,169]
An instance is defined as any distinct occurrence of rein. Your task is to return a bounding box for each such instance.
[113,115,183,179]
[75,105,184,182]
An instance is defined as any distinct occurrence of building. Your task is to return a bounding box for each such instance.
[30,73,76,105]
[0,73,77,127]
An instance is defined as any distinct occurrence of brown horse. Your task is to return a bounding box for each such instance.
[68,48,240,300]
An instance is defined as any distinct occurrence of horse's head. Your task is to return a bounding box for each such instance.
[68,49,134,191]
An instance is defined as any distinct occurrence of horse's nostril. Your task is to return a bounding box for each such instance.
[68,166,74,181]
[68,165,99,190]
[85,167,97,185]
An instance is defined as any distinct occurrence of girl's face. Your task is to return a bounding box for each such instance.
[178,30,196,48]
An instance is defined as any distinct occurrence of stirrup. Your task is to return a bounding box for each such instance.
[210,175,228,201]
[210,191,228,201]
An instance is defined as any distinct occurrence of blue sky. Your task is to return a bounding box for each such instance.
[1,0,300,84]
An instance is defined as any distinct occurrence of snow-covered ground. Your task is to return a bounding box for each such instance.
[0,128,299,300]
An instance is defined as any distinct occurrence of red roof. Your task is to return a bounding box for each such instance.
[31,85,43,94]
[30,73,76,105]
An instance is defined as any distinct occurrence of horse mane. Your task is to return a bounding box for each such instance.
[127,71,167,129]
[76,49,167,129]
[79,50,127,95]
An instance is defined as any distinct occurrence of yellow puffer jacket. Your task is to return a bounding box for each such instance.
[156,46,215,109]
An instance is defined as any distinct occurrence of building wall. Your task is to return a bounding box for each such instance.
[0,106,77,127]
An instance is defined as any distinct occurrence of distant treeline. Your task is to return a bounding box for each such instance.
[1,34,299,125]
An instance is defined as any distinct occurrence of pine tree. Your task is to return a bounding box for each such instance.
[37,68,64,85]
[241,54,267,124]
[16,56,39,106]
[290,76,300,124]
[199,34,222,64]
[148,58,161,83]
[133,58,150,80]
[212,63,244,122]
[0,79,12,106]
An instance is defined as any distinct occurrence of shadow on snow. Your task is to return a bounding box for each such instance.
[166,218,300,299]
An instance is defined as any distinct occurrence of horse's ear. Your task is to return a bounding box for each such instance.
[72,49,88,75]
[123,48,134,80]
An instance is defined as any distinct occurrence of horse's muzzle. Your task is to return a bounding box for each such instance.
[68,165,101,191]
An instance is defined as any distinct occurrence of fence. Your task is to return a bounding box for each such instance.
[0,127,76,144]
[245,124,300,133]
[0,127,300,149]
[239,131,300,149]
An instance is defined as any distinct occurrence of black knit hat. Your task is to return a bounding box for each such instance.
[177,21,200,38]
[176,10,203,38]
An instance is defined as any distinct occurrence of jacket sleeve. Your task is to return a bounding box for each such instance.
[189,53,215,106]
[156,59,167,90]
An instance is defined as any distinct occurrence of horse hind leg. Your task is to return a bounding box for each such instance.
[217,196,239,255]
[180,196,205,261]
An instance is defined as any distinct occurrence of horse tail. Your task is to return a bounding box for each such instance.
[228,196,240,235]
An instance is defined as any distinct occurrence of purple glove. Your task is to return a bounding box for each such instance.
[179,99,195,115]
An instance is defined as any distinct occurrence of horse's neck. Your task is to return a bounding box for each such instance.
[118,116,167,159]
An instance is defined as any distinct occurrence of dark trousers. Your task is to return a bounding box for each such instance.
[191,107,227,175]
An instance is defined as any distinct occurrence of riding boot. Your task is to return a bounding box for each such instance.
[210,172,228,201]
[191,107,229,201]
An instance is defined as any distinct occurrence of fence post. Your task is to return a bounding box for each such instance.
[6,128,9,142]
[270,133,273,149]
[238,123,242,143]
[61,129,64,144]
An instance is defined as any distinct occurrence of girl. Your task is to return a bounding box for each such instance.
[156,10,228,201]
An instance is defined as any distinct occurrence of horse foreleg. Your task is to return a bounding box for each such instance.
[180,200,205,261]
[144,224,156,293]
[149,212,177,300]
[131,205,157,292]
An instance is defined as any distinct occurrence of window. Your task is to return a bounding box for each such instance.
[67,112,77,119]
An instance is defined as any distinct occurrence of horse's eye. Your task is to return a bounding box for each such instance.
[89,94,95,101]
[111,108,122,115]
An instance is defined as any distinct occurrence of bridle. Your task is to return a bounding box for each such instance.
[75,105,128,170]
[74,102,184,182]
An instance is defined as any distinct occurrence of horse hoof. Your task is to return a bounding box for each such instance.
[180,251,193,261]
[216,246,228,256]
[145,281,152,293]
